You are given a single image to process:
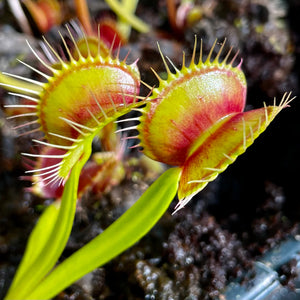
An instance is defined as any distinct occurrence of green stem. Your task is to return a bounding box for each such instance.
[7,201,61,292]
[5,148,91,300]
[26,167,181,300]
[117,0,139,39]
[105,0,150,36]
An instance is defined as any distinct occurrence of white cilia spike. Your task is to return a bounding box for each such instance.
[115,125,137,133]
[128,143,141,149]
[182,51,186,69]
[82,28,92,59]
[166,56,180,73]
[121,92,128,107]
[86,108,100,125]
[115,42,121,61]
[17,128,41,137]
[39,40,57,64]
[190,36,197,66]
[214,39,226,63]
[68,19,82,37]
[32,139,76,150]
[7,113,37,119]
[59,120,87,136]
[0,82,41,95]
[21,152,69,159]
[40,171,61,183]
[263,102,269,125]
[44,174,64,187]
[131,108,144,113]
[121,135,139,141]
[157,42,172,76]
[12,120,38,130]
[2,72,44,87]
[58,31,75,62]
[59,117,92,135]
[48,132,83,143]
[58,176,65,187]
[4,104,36,109]
[115,117,140,123]
[203,167,223,172]
[278,91,295,108]
[8,92,39,103]
[172,194,195,215]
[38,176,58,187]
[26,40,58,75]
[42,36,66,66]
[141,80,153,91]
[123,49,132,63]
[116,92,146,101]
[222,47,233,65]
[32,166,61,177]
[188,179,210,184]
[206,39,217,62]
[65,24,83,60]
[25,161,63,174]
[150,67,163,82]
[230,49,240,66]
[17,59,50,80]
[109,34,117,57]
[199,39,203,64]
[257,117,262,133]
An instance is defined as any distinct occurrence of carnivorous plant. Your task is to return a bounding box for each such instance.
[0,8,294,300]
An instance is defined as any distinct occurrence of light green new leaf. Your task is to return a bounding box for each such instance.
[27,167,181,300]
[7,201,60,292]
[5,144,91,300]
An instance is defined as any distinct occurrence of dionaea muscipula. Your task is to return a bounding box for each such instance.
[1,26,150,187]
[137,37,294,213]
[0,32,294,212]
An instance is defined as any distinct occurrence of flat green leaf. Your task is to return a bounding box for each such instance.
[5,144,91,300]
[27,167,181,300]
[7,201,60,292]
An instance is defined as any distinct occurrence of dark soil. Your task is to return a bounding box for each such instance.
[1,0,300,299]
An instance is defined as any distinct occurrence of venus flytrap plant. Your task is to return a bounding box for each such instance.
[7,30,143,186]
[1,26,150,299]
[0,30,294,299]
[138,37,294,213]
[5,156,88,300]
[75,0,149,55]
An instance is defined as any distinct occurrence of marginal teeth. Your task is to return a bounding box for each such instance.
[21,152,69,159]
[0,82,40,95]
[115,126,137,133]
[25,40,58,75]
[8,92,39,103]
[32,139,76,150]
[17,59,51,80]
[115,117,140,123]
[48,132,82,143]
[2,72,44,86]
[25,162,63,174]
